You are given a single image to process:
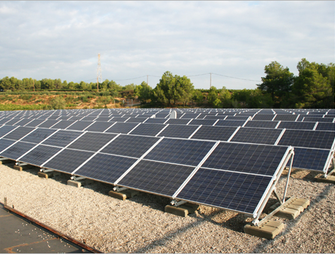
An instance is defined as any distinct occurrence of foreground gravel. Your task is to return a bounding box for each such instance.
[0,162,334,253]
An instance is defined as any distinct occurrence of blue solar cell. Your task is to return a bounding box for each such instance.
[292,147,330,172]
[118,160,195,196]
[231,127,282,145]
[18,144,62,166]
[43,149,94,173]
[0,141,36,160]
[190,126,237,141]
[0,125,17,138]
[41,130,83,147]
[68,132,117,152]
[245,121,278,129]
[202,142,288,176]
[75,153,137,183]
[177,168,272,214]
[145,138,214,166]
[101,135,159,158]
[157,124,198,138]
[0,139,15,152]
[2,127,34,140]
[128,123,165,136]
[21,128,57,143]
[104,122,139,134]
[278,129,335,149]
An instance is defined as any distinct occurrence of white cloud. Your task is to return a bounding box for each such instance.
[0,1,333,90]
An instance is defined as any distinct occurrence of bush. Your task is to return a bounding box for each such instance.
[49,96,66,109]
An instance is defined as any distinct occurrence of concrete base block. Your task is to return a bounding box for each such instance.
[165,205,188,217]
[291,198,310,209]
[315,174,335,184]
[274,197,310,219]
[38,171,53,179]
[13,165,23,171]
[244,220,284,239]
[67,180,82,188]
[276,207,300,219]
[108,190,127,200]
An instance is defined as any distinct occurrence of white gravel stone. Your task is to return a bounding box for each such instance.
[0,164,334,253]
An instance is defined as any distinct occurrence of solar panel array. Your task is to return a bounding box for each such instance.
[0,108,334,221]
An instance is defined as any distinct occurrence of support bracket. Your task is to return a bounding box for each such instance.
[170,199,188,207]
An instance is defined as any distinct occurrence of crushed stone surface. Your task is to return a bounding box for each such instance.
[0,163,334,253]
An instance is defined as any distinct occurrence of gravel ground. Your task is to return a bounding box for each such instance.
[0,162,334,253]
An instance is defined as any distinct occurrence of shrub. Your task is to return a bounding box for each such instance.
[49,96,66,109]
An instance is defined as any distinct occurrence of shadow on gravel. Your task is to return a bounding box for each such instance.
[250,183,334,253]
[132,208,251,253]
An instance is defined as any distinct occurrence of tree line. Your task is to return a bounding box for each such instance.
[0,58,333,108]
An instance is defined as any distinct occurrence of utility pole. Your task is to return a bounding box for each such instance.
[147,75,148,86]
[97,53,102,93]
[210,73,212,89]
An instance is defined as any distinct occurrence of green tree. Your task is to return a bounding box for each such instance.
[258,61,294,107]
[192,90,204,105]
[154,71,176,106]
[219,86,232,107]
[292,58,333,108]
[134,81,152,104]
[207,86,219,107]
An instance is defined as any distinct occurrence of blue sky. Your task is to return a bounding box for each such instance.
[0,1,333,90]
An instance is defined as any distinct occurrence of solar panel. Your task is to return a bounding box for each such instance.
[188,119,217,126]
[302,117,333,122]
[101,135,159,158]
[0,139,15,152]
[0,125,17,138]
[38,119,60,128]
[202,142,288,176]
[316,122,335,131]
[118,160,195,197]
[51,120,76,129]
[278,121,315,130]
[68,132,117,152]
[104,122,139,134]
[2,126,34,140]
[18,144,62,166]
[231,127,282,145]
[5,118,22,125]
[176,168,272,214]
[74,153,137,183]
[157,124,198,138]
[41,130,83,147]
[144,118,167,124]
[43,149,94,173]
[66,121,93,131]
[13,118,33,126]
[21,128,57,143]
[85,122,115,132]
[215,120,246,127]
[24,119,45,127]
[126,117,148,123]
[145,138,214,166]
[0,141,36,160]
[274,115,298,121]
[292,147,331,172]
[278,129,335,149]
[244,121,278,129]
[128,123,165,136]
[165,119,191,125]
[252,114,275,121]
[190,126,237,141]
